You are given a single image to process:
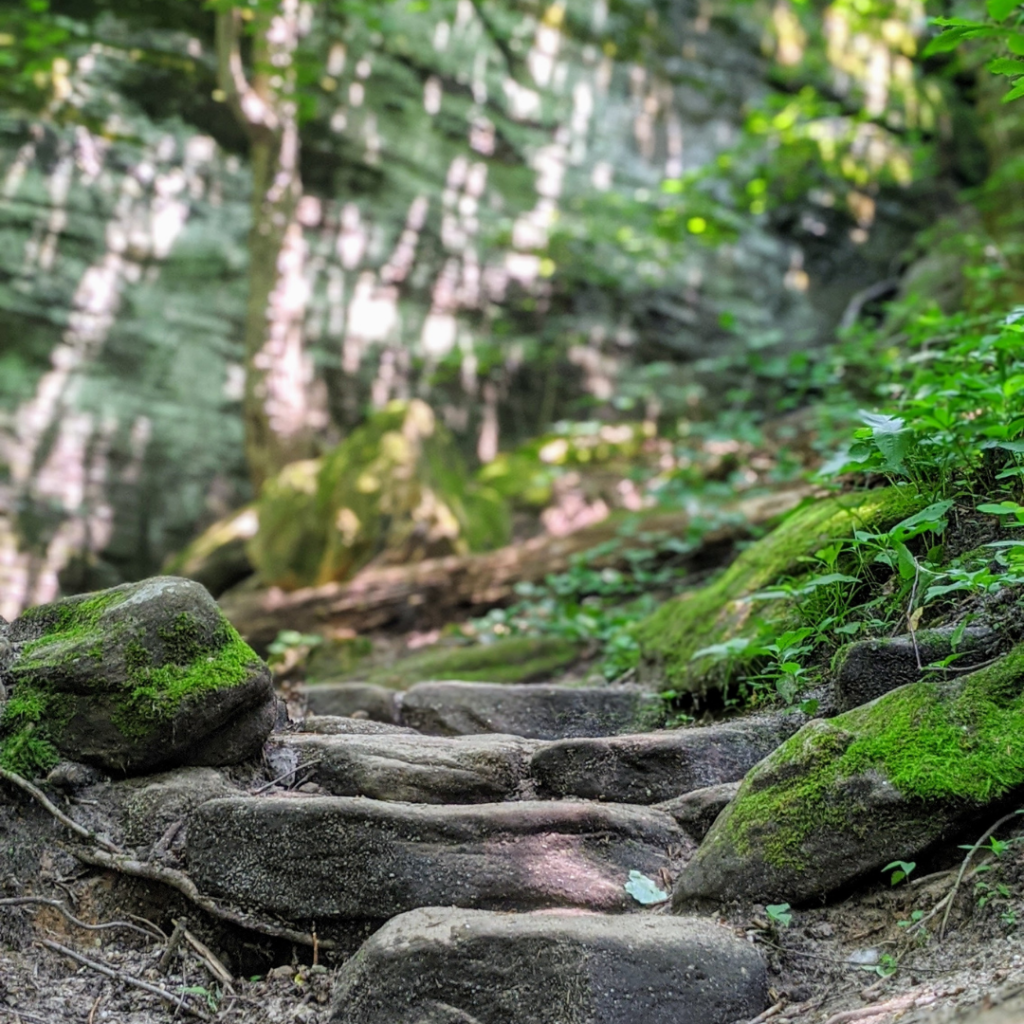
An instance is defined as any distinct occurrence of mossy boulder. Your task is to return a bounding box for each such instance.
[634,487,928,697]
[673,644,1024,908]
[361,636,581,690]
[248,400,510,590]
[1,578,276,776]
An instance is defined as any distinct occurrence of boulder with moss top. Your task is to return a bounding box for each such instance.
[248,400,510,590]
[0,577,276,776]
[635,487,928,698]
[673,645,1024,908]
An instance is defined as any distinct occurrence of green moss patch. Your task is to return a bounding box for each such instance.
[249,400,510,590]
[358,636,582,690]
[634,486,928,694]
[724,644,1024,871]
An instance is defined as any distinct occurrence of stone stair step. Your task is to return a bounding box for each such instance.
[399,681,664,739]
[655,781,742,841]
[302,682,400,723]
[329,907,768,1024]
[187,796,685,920]
[266,732,537,803]
[298,714,418,736]
[530,718,792,804]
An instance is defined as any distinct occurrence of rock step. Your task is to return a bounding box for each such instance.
[265,732,537,804]
[399,681,665,738]
[187,796,688,920]
[530,717,794,804]
[329,907,769,1024]
[273,719,786,808]
[302,680,666,738]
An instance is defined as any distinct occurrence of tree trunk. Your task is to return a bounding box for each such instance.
[217,2,313,493]
[219,485,816,651]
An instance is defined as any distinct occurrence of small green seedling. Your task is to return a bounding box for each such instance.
[882,860,916,886]
[897,909,925,929]
[862,953,899,978]
[765,903,792,928]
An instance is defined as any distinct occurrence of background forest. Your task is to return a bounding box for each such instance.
[0,0,1021,674]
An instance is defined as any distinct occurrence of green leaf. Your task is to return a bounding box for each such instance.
[624,870,668,905]
[988,56,1024,76]
[766,903,793,927]
[1003,77,1024,101]
[987,0,1020,22]
[889,500,953,542]
[923,28,973,55]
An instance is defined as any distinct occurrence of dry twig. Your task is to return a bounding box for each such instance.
[0,767,122,854]
[251,756,323,795]
[822,990,930,1024]
[940,809,1023,939]
[0,896,161,941]
[747,999,788,1023]
[39,938,212,1021]
[72,846,334,949]
[0,765,330,951]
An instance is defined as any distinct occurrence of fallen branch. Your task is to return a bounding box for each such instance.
[71,846,335,950]
[39,938,211,1021]
[822,991,926,1024]
[747,999,788,1023]
[0,767,122,854]
[220,486,815,649]
[0,896,162,941]
[940,808,1023,938]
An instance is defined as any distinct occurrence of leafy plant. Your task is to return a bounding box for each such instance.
[883,860,917,886]
[765,902,793,928]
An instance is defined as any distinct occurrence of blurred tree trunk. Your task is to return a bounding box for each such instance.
[216,1,314,493]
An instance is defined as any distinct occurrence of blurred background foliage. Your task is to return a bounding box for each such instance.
[0,0,1021,681]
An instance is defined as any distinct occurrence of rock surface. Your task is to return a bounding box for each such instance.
[329,907,769,1024]
[2,578,275,774]
[302,682,400,723]
[265,732,537,803]
[673,647,1024,907]
[834,626,999,712]
[530,719,791,804]
[400,682,665,739]
[299,714,418,736]
[656,781,742,841]
[188,795,684,919]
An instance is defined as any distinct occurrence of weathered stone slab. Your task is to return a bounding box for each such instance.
[329,907,768,1024]
[4,578,274,775]
[302,682,399,723]
[188,796,683,919]
[530,719,792,804]
[399,682,664,739]
[266,732,536,803]
[656,781,741,841]
[834,626,998,712]
[299,714,417,736]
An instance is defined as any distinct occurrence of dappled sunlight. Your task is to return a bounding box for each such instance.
[0,112,214,616]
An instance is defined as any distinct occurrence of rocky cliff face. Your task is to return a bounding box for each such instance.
[0,0,947,617]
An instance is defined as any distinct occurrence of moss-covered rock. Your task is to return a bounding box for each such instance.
[248,401,510,590]
[635,487,928,696]
[361,636,582,690]
[672,644,1024,908]
[1,577,276,776]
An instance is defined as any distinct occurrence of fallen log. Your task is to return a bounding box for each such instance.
[219,485,817,650]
